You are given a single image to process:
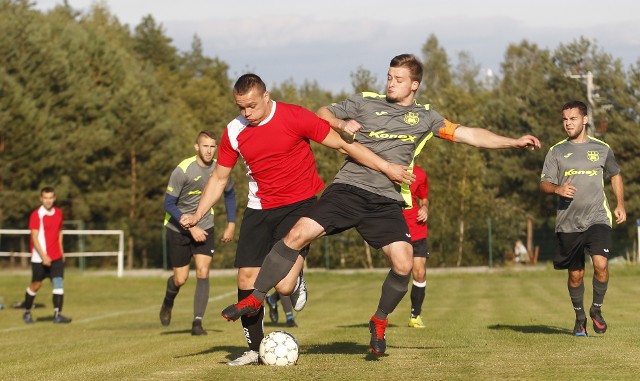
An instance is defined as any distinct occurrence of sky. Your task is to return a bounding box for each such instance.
[34,0,640,93]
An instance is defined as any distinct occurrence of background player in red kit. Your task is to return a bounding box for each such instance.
[402,165,430,329]
[181,73,412,365]
[22,187,71,324]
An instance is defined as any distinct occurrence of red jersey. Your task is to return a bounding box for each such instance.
[29,205,64,262]
[217,101,331,209]
[402,165,428,241]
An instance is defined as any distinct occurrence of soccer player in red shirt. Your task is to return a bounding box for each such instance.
[22,187,71,324]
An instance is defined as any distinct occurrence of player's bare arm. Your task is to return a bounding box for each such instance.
[611,173,626,224]
[454,126,541,150]
[317,106,363,136]
[180,164,233,228]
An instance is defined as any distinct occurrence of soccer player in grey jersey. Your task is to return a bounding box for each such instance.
[220,54,540,355]
[160,130,237,336]
[540,100,626,336]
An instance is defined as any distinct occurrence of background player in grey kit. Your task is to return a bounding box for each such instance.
[221,54,541,356]
[160,130,236,336]
[540,100,626,336]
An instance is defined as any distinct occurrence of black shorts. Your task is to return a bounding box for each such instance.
[554,224,612,271]
[235,197,316,268]
[412,238,430,258]
[31,259,64,282]
[166,227,215,268]
[305,183,411,249]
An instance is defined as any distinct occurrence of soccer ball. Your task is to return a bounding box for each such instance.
[259,330,299,366]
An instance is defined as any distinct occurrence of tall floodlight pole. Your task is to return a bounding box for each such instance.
[566,71,596,136]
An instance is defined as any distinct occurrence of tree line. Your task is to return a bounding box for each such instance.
[1,0,638,269]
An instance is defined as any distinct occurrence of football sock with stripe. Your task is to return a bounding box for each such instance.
[569,283,586,320]
[238,289,264,352]
[592,278,608,307]
[163,276,180,308]
[252,240,299,301]
[410,280,426,317]
[193,277,209,320]
[375,270,410,320]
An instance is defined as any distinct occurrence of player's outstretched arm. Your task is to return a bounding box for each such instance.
[454,126,541,150]
[180,165,233,228]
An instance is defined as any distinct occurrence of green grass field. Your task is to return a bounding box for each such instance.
[2,265,640,380]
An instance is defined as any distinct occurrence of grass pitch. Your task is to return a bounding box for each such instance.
[2,265,640,380]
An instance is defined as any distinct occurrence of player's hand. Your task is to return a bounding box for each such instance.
[221,223,236,243]
[339,119,363,136]
[180,214,196,229]
[614,206,626,224]
[417,206,428,222]
[555,178,577,199]
[189,226,208,242]
[384,163,415,185]
[516,135,541,150]
[41,254,52,267]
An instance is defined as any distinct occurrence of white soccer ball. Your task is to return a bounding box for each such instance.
[259,330,299,366]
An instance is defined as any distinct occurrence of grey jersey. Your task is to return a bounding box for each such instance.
[164,156,233,233]
[540,137,620,232]
[328,92,449,203]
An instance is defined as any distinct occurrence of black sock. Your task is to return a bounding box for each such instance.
[24,288,36,311]
[410,281,426,317]
[53,293,63,314]
[375,270,410,320]
[163,276,180,308]
[569,283,586,320]
[238,289,264,352]
[193,277,209,320]
[592,278,608,308]
[252,240,299,300]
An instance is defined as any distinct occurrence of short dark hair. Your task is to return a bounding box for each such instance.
[234,74,267,96]
[196,130,217,144]
[41,187,55,195]
[562,100,588,116]
[390,54,423,83]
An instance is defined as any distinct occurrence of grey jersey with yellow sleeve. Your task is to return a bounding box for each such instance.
[164,156,232,233]
[327,92,453,204]
[540,137,620,233]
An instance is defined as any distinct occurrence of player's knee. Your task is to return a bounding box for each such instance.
[52,277,64,290]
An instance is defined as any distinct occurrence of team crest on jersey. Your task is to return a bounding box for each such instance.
[587,151,599,162]
[404,112,419,126]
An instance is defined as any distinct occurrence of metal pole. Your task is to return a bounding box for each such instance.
[487,217,493,268]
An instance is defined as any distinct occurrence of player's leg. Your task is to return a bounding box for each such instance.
[160,229,191,326]
[554,231,588,336]
[23,264,44,323]
[227,267,263,366]
[587,224,612,334]
[191,253,212,336]
[51,260,71,323]
[265,291,279,323]
[369,240,413,354]
[568,268,586,335]
[408,241,427,328]
[251,217,322,301]
[278,293,297,327]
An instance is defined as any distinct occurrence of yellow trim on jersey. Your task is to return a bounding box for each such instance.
[362,92,386,98]
[401,132,434,208]
[178,155,197,173]
[588,135,611,147]
[548,138,569,152]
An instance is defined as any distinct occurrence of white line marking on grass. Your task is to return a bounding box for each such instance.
[0,290,237,333]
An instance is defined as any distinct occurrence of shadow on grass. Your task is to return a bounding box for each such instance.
[160,328,223,335]
[488,323,571,335]
[174,345,250,362]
